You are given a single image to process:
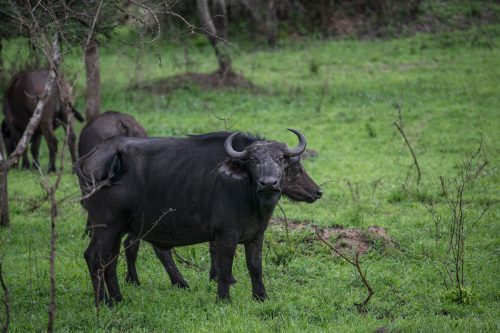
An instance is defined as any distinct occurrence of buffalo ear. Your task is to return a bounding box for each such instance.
[217,161,248,182]
[287,155,300,164]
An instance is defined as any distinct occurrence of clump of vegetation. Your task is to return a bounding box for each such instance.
[424,144,491,304]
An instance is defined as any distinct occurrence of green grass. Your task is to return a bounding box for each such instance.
[1,26,499,332]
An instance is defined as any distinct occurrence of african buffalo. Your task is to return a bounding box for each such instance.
[2,70,83,171]
[78,111,147,158]
[78,117,322,289]
[122,132,322,289]
[76,129,308,304]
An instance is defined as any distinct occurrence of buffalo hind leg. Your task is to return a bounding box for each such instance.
[152,247,189,289]
[124,234,141,285]
[104,234,123,304]
[209,241,237,284]
[213,237,238,301]
[30,133,41,169]
[84,226,122,306]
[67,121,78,164]
[245,233,267,301]
[21,150,30,169]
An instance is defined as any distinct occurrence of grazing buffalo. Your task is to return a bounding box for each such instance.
[76,129,308,304]
[2,70,83,171]
[122,132,323,289]
[78,111,147,158]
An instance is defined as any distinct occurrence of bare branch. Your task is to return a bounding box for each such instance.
[393,121,421,186]
[0,260,10,333]
[314,226,374,311]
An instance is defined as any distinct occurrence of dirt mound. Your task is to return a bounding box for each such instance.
[131,70,256,94]
[270,218,397,255]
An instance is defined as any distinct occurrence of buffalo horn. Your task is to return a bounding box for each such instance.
[284,128,307,157]
[224,132,249,159]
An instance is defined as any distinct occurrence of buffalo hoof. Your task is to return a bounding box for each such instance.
[209,274,237,285]
[105,295,122,307]
[172,280,189,289]
[252,292,267,302]
[125,274,140,286]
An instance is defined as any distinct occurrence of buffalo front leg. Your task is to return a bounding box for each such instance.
[245,233,267,301]
[41,126,58,173]
[214,238,238,301]
[124,234,141,285]
[152,247,189,289]
[209,241,237,285]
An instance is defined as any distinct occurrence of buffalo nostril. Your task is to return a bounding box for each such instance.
[259,178,279,188]
[316,190,323,198]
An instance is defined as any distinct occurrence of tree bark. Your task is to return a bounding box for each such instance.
[197,0,232,75]
[265,0,277,47]
[0,163,8,227]
[84,35,101,122]
[214,0,228,40]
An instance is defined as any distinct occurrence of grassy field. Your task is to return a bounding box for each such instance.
[0,25,499,332]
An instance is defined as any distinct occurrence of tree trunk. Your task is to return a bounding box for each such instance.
[265,0,277,47]
[214,0,228,41]
[0,163,9,227]
[197,0,232,75]
[84,35,101,122]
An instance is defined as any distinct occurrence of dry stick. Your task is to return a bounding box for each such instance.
[393,121,421,186]
[314,226,374,310]
[277,203,290,243]
[315,79,329,113]
[0,260,10,333]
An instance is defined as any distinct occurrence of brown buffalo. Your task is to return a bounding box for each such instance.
[2,70,83,172]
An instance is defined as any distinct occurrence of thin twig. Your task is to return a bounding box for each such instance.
[393,121,421,186]
[314,226,374,311]
[0,260,10,333]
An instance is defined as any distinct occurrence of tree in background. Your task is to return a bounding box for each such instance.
[197,0,233,75]
[241,0,278,47]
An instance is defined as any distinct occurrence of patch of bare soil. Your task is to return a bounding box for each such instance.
[270,218,397,255]
[131,70,257,95]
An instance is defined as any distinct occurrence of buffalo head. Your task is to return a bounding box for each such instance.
[283,155,322,203]
[224,129,306,196]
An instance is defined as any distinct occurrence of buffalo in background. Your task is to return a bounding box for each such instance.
[2,70,83,172]
[78,111,147,158]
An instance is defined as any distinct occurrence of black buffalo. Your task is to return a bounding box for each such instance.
[2,70,83,171]
[78,116,322,289]
[76,129,309,304]
[122,132,322,289]
[78,111,147,158]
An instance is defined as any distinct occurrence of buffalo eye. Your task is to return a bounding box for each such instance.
[278,155,284,161]
[248,157,257,164]
[294,167,301,176]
